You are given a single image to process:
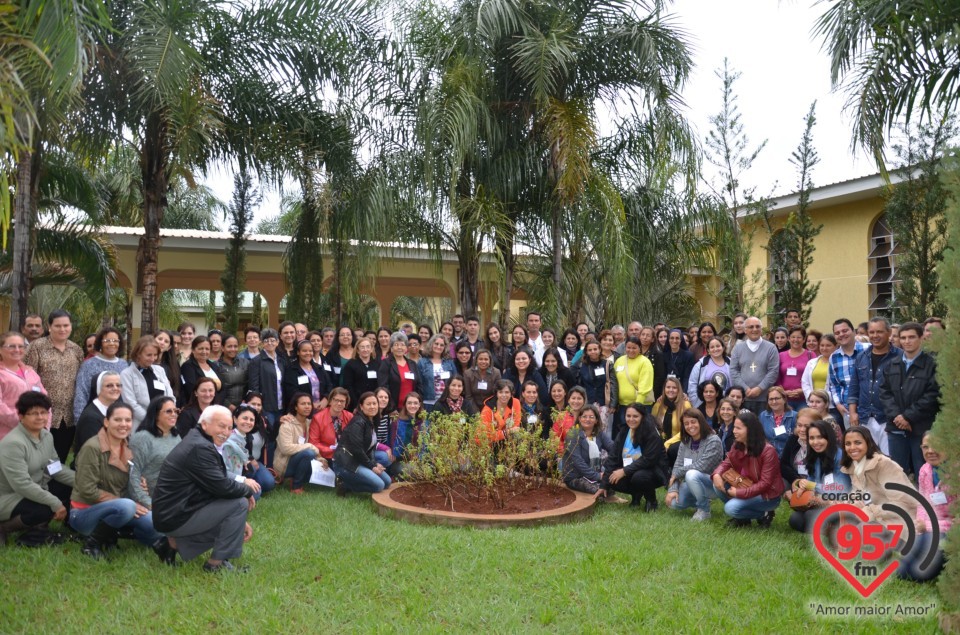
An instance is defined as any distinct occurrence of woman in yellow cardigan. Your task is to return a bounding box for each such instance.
[651,377,693,469]
[613,337,654,440]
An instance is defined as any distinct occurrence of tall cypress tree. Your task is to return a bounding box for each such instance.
[220,172,258,335]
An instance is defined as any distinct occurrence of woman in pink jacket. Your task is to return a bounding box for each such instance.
[711,410,785,528]
[898,431,952,582]
[0,332,48,440]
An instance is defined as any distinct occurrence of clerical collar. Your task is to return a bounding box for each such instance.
[746,338,761,353]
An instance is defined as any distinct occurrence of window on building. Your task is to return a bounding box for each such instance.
[867,214,900,316]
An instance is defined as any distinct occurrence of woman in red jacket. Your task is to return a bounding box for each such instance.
[711,410,785,528]
[308,388,353,462]
[479,380,522,444]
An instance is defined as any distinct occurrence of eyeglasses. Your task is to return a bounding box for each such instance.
[3,344,25,350]
[161,408,178,414]
[102,339,120,344]
[768,397,783,402]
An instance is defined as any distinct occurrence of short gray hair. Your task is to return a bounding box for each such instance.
[198,405,232,426]
[388,331,409,348]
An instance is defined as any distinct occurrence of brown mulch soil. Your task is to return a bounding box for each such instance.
[390,481,576,515]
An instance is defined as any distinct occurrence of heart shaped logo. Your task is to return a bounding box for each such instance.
[812,504,900,598]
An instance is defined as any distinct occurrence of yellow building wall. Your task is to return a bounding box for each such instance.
[743,197,884,331]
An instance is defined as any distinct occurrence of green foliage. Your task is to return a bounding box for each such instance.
[221,172,258,335]
[703,59,770,326]
[815,0,960,163]
[933,147,960,627]
[404,412,560,511]
[765,103,823,324]
[884,116,956,322]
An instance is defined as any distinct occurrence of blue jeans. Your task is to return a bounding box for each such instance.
[670,470,716,513]
[69,499,163,546]
[333,463,391,493]
[713,486,781,519]
[248,464,276,499]
[284,449,316,489]
[897,532,945,582]
[262,410,281,468]
[888,432,924,478]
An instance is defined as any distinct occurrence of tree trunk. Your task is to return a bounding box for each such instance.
[498,230,515,326]
[458,246,479,318]
[10,144,41,331]
[138,112,169,335]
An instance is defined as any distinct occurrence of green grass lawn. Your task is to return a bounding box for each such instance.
[0,489,942,634]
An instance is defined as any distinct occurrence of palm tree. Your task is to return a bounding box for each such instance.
[5,0,107,330]
[815,0,960,160]
[77,0,381,334]
[396,0,696,326]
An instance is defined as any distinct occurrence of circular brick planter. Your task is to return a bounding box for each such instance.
[371,483,597,528]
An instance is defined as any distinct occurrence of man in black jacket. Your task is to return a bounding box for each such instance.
[153,405,260,572]
[879,322,941,478]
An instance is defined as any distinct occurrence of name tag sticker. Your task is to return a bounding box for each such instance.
[797,465,808,476]
[404,372,415,380]
[823,473,834,485]
[298,375,309,385]
[440,371,451,379]
[366,370,378,379]
[333,367,341,374]
[527,414,537,424]
[786,367,798,376]
[615,366,625,372]
[931,491,948,506]
[297,436,306,445]
[46,460,62,475]
[477,381,487,390]
[622,457,633,467]
[323,364,332,372]
[153,380,166,391]
[683,458,693,467]
[31,386,42,392]
[774,425,787,436]
[594,367,605,376]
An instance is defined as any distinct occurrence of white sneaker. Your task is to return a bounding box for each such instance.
[691,509,711,522]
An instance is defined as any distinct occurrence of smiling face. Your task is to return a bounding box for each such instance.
[280,325,296,347]
[567,391,585,411]
[844,431,868,462]
[476,351,491,370]
[664,380,679,400]
[806,334,819,351]
[767,390,785,413]
[447,378,464,399]
[514,351,530,371]
[201,410,232,446]
[440,323,454,340]
[419,327,432,341]
[512,326,527,346]
[789,330,805,351]
[223,338,239,360]
[137,345,159,368]
[246,395,262,412]
[295,395,313,418]
[193,340,210,364]
[683,415,701,441]
[708,338,724,359]
[235,410,257,435]
[774,331,787,349]
[20,405,48,436]
[794,415,811,442]
[624,407,642,430]
[744,318,762,342]
[99,375,123,403]
[99,332,121,359]
[357,339,373,360]
[733,316,745,334]
[668,331,682,351]
[0,334,26,365]
[297,342,313,364]
[625,341,640,358]
[550,383,566,405]
[833,322,853,347]
[497,386,513,406]
[921,436,943,467]
[49,317,72,343]
[378,331,391,349]
[543,354,558,372]
[196,381,216,407]
[376,390,390,409]
[702,383,718,403]
[328,393,347,415]
[338,327,353,347]
[657,330,668,348]
[522,383,539,405]
[718,402,736,423]
[807,425,828,454]
[578,408,597,434]
[391,339,408,358]
[487,325,501,344]
[806,393,827,413]
[103,406,134,442]
[541,331,555,348]
[403,395,421,417]
[639,328,654,348]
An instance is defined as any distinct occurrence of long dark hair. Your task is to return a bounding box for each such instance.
[186,377,218,412]
[328,326,357,361]
[437,376,465,404]
[734,410,767,457]
[140,396,178,438]
[624,403,653,447]
[805,419,838,476]
[286,391,313,417]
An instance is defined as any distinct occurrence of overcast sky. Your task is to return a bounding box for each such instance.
[202,0,877,227]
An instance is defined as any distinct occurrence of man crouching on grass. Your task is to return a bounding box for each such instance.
[152,405,260,572]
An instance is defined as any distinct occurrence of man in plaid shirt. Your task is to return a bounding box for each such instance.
[828,318,866,427]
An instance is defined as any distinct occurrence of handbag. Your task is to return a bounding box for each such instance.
[721,468,753,490]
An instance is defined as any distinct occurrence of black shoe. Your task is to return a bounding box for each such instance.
[152,538,178,566]
[335,477,347,498]
[757,511,775,528]
[644,499,659,513]
[726,518,751,528]
[82,522,118,560]
[203,560,249,574]
[81,536,105,560]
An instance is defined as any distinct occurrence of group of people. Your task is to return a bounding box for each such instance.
[0,309,951,581]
